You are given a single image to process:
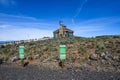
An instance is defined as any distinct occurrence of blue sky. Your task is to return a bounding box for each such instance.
[0,0,120,40]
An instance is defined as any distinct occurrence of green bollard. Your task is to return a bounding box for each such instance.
[59,45,66,69]
[19,46,25,67]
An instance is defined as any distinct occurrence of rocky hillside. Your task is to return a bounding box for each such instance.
[0,36,120,71]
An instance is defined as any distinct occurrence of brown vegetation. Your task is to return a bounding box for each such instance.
[0,36,120,71]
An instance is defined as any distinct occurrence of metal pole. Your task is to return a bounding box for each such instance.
[21,59,24,67]
[62,60,65,70]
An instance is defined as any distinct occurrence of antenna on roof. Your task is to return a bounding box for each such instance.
[59,21,63,26]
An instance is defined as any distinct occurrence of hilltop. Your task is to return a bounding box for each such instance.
[0,35,120,71]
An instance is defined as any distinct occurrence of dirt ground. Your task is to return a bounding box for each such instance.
[0,62,120,80]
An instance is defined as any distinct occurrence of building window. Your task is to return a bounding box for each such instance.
[54,33,58,38]
[68,32,73,37]
[64,32,67,37]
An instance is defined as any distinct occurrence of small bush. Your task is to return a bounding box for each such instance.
[97,44,105,50]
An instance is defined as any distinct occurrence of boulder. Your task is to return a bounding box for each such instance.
[33,54,40,59]
[43,46,48,51]
[113,56,120,62]
[103,55,109,60]
[89,54,98,61]
[102,51,111,60]
[100,52,105,57]
[11,56,18,62]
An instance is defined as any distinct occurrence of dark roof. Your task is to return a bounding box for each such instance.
[53,28,73,33]
[65,28,73,32]
[53,29,59,33]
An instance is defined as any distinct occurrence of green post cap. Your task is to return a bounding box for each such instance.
[59,45,66,54]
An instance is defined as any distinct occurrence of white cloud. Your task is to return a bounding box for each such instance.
[0,13,120,40]
[75,26,104,32]
[73,26,104,37]
[0,21,54,41]
[0,28,53,41]
[70,17,120,37]
[0,0,15,6]
[0,13,38,21]
[72,0,88,24]
[0,13,57,40]
[0,13,58,30]
[71,17,120,28]
[73,0,88,18]
[77,17,120,26]
[0,24,10,28]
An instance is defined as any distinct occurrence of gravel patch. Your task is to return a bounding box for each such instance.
[0,63,120,80]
